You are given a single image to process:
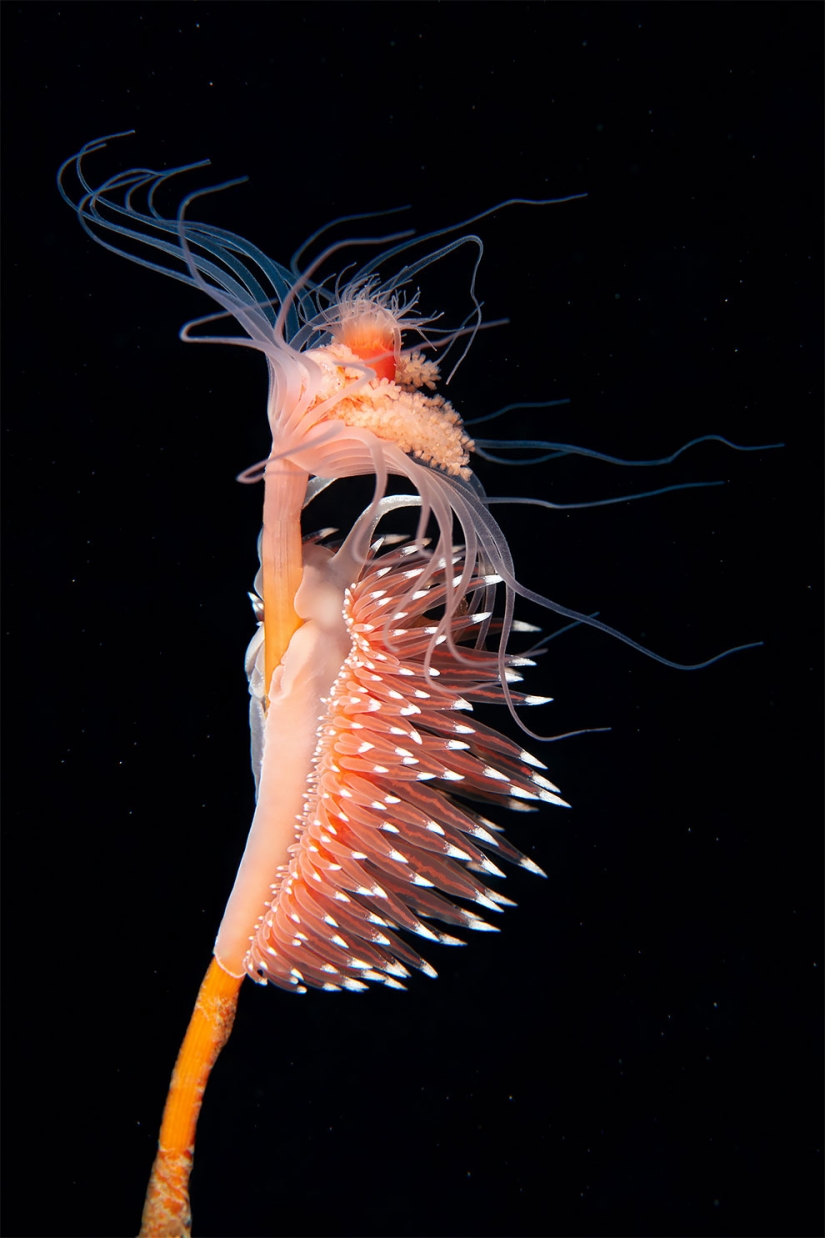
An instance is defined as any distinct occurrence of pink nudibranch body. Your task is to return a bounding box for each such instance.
[218,516,566,994]
[215,541,352,975]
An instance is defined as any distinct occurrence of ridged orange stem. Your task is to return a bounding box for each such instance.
[139,959,241,1237]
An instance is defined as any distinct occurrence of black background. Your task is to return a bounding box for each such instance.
[3,4,822,1238]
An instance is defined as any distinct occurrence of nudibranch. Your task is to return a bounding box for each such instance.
[217,313,568,992]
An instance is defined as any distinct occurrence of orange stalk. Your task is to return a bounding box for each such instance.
[139,460,308,1236]
[139,959,241,1238]
[261,458,307,701]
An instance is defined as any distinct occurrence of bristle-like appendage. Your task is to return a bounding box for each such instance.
[245,541,567,992]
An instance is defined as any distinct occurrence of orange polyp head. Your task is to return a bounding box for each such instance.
[327,285,403,383]
[340,323,398,381]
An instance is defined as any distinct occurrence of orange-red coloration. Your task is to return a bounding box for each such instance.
[338,325,398,381]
